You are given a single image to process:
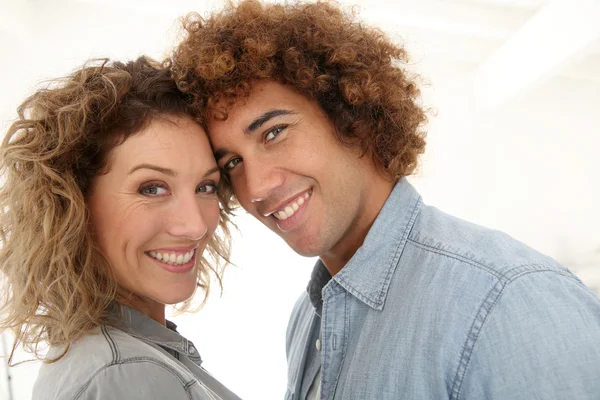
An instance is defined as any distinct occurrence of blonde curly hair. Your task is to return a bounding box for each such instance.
[0,57,231,364]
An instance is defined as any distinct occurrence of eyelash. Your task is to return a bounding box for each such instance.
[264,124,287,142]
[138,182,168,196]
[138,182,218,196]
[196,182,218,194]
[223,124,288,173]
[223,157,242,172]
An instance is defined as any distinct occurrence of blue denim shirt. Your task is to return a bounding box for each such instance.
[285,179,600,399]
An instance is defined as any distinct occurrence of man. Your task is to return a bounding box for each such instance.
[172,1,600,398]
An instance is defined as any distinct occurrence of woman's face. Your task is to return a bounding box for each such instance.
[88,115,221,320]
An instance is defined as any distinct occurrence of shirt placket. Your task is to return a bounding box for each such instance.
[320,282,349,400]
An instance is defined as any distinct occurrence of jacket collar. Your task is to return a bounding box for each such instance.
[113,305,202,364]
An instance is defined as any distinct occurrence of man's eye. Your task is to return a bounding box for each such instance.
[224,157,242,171]
[139,183,169,196]
[197,182,218,194]
[265,125,286,142]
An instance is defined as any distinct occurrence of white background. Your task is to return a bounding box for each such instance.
[1,0,599,399]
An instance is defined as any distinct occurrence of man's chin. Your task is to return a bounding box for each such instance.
[284,237,325,258]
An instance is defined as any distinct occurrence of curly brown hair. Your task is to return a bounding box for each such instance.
[0,57,231,363]
[172,0,427,192]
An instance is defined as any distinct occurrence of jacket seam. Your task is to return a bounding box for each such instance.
[71,357,195,400]
[450,268,574,400]
[100,326,119,363]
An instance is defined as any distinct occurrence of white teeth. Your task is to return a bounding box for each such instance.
[148,249,195,265]
[273,191,311,220]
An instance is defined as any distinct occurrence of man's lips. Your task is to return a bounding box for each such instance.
[260,189,313,219]
[272,190,312,232]
[272,190,312,221]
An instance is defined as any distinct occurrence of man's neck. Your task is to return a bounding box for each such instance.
[320,178,395,276]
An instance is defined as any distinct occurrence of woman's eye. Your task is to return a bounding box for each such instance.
[197,183,218,194]
[265,125,286,142]
[139,183,169,196]
[224,157,242,171]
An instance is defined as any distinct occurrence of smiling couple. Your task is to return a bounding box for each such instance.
[1,1,600,400]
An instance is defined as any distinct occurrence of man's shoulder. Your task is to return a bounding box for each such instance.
[407,204,567,278]
[395,204,597,345]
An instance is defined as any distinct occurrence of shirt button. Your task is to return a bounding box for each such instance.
[315,339,321,351]
[189,346,196,355]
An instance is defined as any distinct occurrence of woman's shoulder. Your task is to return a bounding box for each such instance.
[32,325,194,400]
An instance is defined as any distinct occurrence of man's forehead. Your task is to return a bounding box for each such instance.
[206,81,304,132]
[207,94,252,125]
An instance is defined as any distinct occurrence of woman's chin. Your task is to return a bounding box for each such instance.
[161,291,196,306]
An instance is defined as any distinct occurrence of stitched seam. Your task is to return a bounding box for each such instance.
[330,293,349,398]
[449,279,503,400]
[377,195,422,305]
[332,276,374,308]
[72,357,192,400]
[183,380,196,400]
[183,380,197,391]
[407,238,505,280]
[125,330,185,354]
[450,269,572,400]
[407,239,574,284]
[100,326,118,363]
[321,288,345,397]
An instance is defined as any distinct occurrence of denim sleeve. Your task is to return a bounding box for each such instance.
[457,270,600,400]
[72,362,191,400]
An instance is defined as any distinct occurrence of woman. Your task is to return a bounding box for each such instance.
[0,57,241,399]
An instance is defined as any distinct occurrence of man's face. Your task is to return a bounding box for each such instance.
[207,81,390,262]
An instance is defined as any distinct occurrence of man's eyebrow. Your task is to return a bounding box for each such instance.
[246,109,297,133]
[213,109,297,164]
[214,148,229,165]
[128,164,176,176]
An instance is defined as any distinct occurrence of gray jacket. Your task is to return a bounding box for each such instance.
[33,306,241,400]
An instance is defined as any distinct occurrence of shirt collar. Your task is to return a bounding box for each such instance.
[113,304,202,364]
[307,259,332,317]
[307,178,422,312]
